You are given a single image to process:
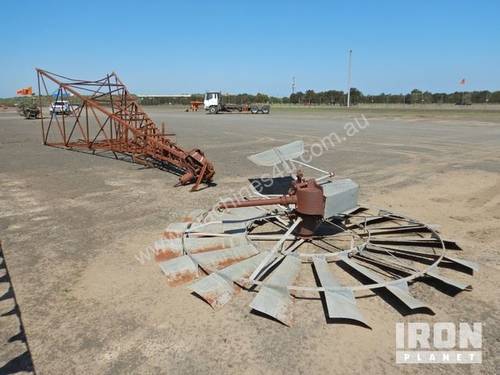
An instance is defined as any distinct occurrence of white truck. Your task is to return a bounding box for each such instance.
[204,92,270,114]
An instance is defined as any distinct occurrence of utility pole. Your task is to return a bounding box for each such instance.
[347,49,352,108]
[292,76,296,94]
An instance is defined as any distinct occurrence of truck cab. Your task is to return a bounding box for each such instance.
[203,91,270,114]
[204,92,221,113]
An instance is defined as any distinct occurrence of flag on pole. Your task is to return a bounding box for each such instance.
[16,87,33,96]
[459,78,466,85]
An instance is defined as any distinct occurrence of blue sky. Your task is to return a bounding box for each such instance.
[1,0,499,97]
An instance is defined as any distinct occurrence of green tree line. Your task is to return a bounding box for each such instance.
[288,89,500,105]
[3,89,500,106]
[137,89,500,106]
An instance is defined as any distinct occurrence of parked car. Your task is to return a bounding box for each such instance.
[49,100,73,115]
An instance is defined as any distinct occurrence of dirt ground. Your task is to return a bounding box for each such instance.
[0,106,499,374]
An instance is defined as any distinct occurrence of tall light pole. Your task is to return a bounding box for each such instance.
[292,76,296,94]
[347,49,352,108]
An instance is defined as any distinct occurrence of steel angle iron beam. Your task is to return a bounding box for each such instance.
[36,69,214,191]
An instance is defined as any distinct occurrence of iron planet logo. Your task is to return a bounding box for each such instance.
[396,322,482,364]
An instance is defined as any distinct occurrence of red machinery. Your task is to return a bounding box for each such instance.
[219,173,327,237]
[36,69,214,191]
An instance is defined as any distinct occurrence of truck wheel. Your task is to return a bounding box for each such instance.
[209,106,217,114]
[250,106,258,114]
[261,105,270,114]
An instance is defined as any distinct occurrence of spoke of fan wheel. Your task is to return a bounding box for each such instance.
[310,239,344,253]
[248,217,303,282]
[369,245,421,271]
[350,255,401,279]
[324,219,365,242]
[252,238,307,280]
[248,234,297,241]
[355,252,418,275]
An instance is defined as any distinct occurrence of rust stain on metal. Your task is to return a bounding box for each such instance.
[219,178,324,237]
[213,256,249,269]
[166,270,198,286]
[200,291,226,309]
[180,210,204,223]
[154,249,179,262]
[189,244,227,254]
[201,292,218,308]
[163,231,183,239]
[195,287,235,310]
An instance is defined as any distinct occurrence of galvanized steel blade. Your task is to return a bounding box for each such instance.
[312,257,367,325]
[186,214,251,235]
[180,209,205,222]
[338,254,430,311]
[425,269,471,290]
[369,238,462,250]
[354,253,417,275]
[248,217,303,282]
[222,217,258,234]
[219,251,270,285]
[155,235,249,261]
[164,222,191,239]
[220,217,248,234]
[185,221,225,235]
[186,235,249,254]
[152,238,183,261]
[159,255,198,286]
[366,244,478,273]
[443,256,479,273]
[363,225,431,236]
[249,255,302,326]
[366,243,441,259]
[191,244,259,270]
[247,141,304,166]
[385,280,429,310]
[357,223,424,231]
[223,206,271,222]
[188,273,235,310]
[188,252,269,309]
[259,239,306,276]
